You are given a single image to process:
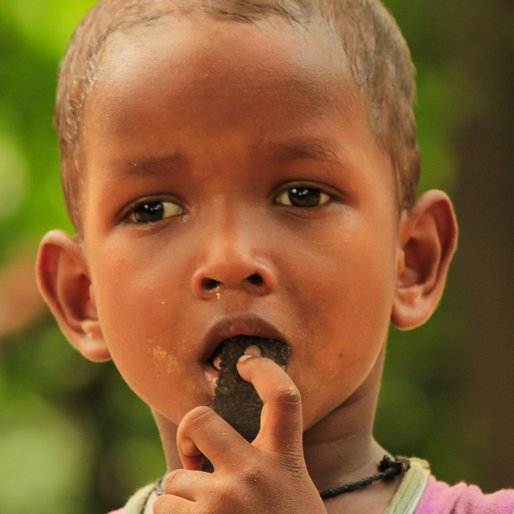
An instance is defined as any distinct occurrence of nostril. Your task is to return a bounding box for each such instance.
[246,273,264,286]
[202,278,221,291]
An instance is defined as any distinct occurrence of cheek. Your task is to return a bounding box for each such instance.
[287,220,397,341]
[89,236,190,333]
[284,225,397,422]
[87,248,205,419]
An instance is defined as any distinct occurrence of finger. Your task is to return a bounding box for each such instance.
[162,469,212,501]
[177,405,253,471]
[174,420,204,471]
[153,493,194,514]
[236,352,303,456]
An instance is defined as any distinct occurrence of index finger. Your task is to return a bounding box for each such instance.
[236,350,303,457]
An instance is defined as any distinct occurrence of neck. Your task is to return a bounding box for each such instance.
[303,345,387,492]
[152,411,182,470]
[304,427,389,493]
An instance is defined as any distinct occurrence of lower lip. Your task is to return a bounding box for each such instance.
[204,365,219,395]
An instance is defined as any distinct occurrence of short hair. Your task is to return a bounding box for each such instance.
[55,0,419,230]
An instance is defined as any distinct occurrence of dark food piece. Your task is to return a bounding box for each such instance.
[203,336,290,472]
[213,336,290,440]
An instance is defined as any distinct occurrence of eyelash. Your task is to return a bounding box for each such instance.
[274,185,331,209]
[123,185,333,225]
[124,198,184,224]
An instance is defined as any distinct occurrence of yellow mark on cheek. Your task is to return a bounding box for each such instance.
[151,344,178,374]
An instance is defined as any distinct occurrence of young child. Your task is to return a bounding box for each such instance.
[36,0,513,512]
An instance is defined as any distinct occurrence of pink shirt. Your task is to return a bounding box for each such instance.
[416,476,514,514]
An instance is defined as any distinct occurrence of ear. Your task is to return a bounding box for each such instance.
[392,190,458,330]
[36,230,111,362]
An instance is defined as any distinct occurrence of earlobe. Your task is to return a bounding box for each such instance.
[391,190,458,330]
[36,230,111,362]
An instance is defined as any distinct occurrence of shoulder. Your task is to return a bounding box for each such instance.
[416,475,514,514]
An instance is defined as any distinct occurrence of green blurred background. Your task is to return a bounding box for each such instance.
[0,1,512,512]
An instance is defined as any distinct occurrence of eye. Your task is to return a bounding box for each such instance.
[275,186,331,208]
[128,200,183,223]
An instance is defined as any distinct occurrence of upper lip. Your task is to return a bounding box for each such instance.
[200,313,288,361]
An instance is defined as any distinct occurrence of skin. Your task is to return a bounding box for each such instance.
[37,15,458,514]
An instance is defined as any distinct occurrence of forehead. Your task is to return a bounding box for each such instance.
[84,16,357,141]
[97,14,345,87]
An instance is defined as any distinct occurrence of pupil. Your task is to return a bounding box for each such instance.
[289,187,320,207]
[134,202,164,222]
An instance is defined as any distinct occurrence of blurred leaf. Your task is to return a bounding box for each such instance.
[0,391,91,513]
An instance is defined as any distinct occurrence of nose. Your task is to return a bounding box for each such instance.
[191,223,278,300]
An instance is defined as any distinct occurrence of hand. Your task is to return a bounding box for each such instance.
[153,351,327,513]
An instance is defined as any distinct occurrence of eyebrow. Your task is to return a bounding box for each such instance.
[109,137,345,178]
[111,153,186,177]
[267,138,344,165]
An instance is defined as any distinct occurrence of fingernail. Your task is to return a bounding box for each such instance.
[238,345,261,363]
[245,345,262,357]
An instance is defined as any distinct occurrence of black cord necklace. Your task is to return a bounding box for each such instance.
[319,456,410,499]
[154,456,409,500]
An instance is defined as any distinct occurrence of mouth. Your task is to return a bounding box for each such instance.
[208,344,224,373]
[207,334,289,370]
[201,315,290,393]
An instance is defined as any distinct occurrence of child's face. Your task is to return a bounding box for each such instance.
[80,17,401,430]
